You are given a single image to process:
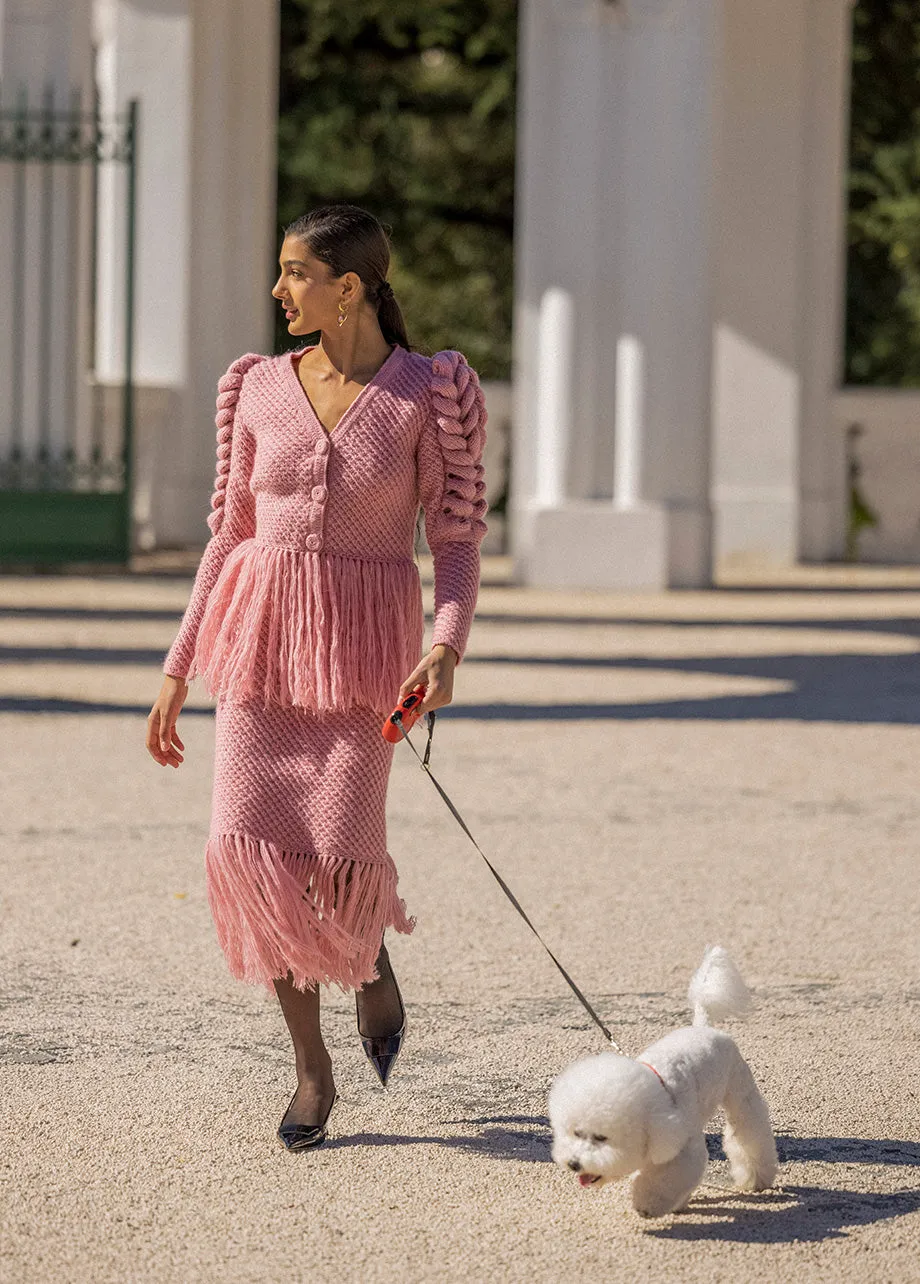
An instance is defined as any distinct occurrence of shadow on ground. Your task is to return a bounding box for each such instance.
[646,1186,920,1244]
[326,1114,552,1163]
[4,605,920,722]
[325,1118,920,1245]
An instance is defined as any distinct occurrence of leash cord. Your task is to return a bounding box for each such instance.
[394,710,623,1054]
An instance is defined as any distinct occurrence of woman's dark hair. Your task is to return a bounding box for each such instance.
[284,204,411,351]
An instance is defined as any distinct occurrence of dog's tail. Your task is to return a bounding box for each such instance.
[688,945,754,1027]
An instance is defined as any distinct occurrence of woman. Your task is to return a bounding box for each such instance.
[146,204,487,1151]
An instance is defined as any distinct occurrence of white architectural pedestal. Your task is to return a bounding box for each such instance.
[512,0,856,588]
[521,502,668,591]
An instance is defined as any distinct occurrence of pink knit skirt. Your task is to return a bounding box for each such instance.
[205,698,415,992]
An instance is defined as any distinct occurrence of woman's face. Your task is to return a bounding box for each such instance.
[271,236,350,336]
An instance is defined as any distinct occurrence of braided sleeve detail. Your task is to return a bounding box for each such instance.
[207,352,267,536]
[416,350,488,663]
[427,349,488,546]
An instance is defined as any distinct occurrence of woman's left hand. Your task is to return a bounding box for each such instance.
[399,644,459,715]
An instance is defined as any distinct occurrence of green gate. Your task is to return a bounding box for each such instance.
[0,92,137,564]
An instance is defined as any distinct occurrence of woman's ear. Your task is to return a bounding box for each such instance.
[646,1109,689,1166]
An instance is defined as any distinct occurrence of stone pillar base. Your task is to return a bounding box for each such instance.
[515,501,669,590]
[713,493,799,573]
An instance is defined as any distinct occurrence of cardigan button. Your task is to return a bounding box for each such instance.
[311,485,328,503]
[305,533,322,552]
[314,436,330,456]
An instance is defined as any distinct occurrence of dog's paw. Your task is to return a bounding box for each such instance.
[726,1143,778,1192]
[633,1199,675,1219]
[632,1189,683,1219]
[731,1160,778,1193]
[632,1165,703,1219]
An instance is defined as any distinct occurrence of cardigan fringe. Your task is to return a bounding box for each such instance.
[188,541,425,717]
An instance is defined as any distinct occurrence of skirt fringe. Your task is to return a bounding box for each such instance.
[205,832,415,993]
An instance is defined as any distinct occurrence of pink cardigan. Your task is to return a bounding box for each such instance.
[162,344,488,716]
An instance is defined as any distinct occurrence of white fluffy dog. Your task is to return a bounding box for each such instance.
[548,947,778,1218]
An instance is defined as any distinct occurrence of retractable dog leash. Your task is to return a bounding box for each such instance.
[384,686,623,1054]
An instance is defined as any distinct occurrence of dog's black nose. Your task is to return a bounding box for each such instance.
[568,1159,581,1172]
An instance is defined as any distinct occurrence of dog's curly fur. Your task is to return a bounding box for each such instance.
[547,947,778,1218]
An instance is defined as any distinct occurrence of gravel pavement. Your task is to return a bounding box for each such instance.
[1,557,919,1283]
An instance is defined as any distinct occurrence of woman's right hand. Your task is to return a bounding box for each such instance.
[147,675,188,768]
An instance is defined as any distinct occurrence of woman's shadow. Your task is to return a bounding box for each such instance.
[325,1112,552,1164]
[328,1121,920,1244]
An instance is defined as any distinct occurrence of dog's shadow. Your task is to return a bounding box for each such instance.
[328,1123,920,1242]
[648,1184,920,1244]
[646,1133,920,1243]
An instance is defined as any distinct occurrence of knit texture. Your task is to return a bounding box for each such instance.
[208,701,413,991]
[163,343,488,713]
[163,343,487,992]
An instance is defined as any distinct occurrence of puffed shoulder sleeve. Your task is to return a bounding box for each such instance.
[162,352,266,679]
[417,349,489,663]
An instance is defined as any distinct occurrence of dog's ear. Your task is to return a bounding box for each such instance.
[646,1109,689,1166]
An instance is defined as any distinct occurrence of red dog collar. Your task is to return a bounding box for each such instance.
[639,1060,677,1105]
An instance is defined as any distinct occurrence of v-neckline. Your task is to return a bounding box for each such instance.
[285,343,403,444]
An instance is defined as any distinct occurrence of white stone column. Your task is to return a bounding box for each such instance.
[613,335,644,511]
[510,0,618,516]
[175,0,278,546]
[709,0,855,571]
[614,0,717,587]
[511,0,716,589]
[798,0,857,562]
[93,0,278,548]
[709,0,809,572]
[534,286,574,508]
[94,0,192,388]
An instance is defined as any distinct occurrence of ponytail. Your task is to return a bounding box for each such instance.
[375,280,411,350]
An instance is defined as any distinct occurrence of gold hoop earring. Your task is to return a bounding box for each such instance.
[337,301,348,327]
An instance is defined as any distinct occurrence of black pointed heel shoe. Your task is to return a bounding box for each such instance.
[357,971,407,1089]
[277,1088,339,1152]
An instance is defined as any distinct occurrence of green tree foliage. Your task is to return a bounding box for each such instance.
[847,0,920,385]
[277,0,516,379]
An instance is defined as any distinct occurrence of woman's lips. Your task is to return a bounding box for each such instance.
[285,308,298,320]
